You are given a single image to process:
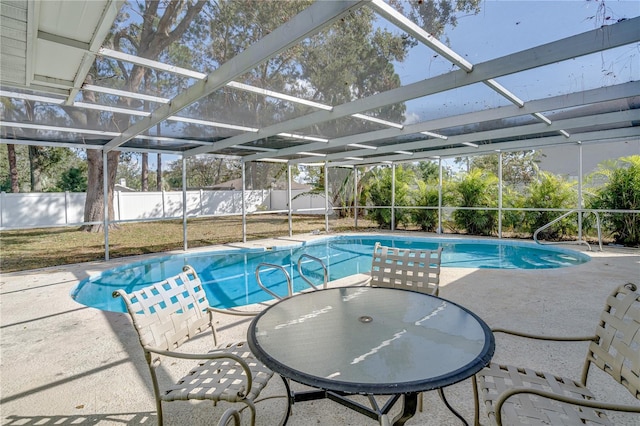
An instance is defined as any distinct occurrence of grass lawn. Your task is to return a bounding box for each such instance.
[0,215,378,273]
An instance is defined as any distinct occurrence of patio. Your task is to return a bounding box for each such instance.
[1,233,638,425]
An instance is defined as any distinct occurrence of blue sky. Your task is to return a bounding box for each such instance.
[395,0,640,124]
[147,0,640,171]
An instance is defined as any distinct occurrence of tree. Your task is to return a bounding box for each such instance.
[1,99,21,192]
[28,146,72,192]
[116,154,142,190]
[6,144,19,193]
[1,98,75,192]
[73,0,207,232]
[457,151,540,187]
[165,156,241,189]
[405,0,482,44]
[452,169,498,235]
[409,160,439,182]
[57,167,88,192]
[411,179,440,231]
[523,172,577,239]
[365,165,415,228]
[156,153,163,191]
[588,156,640,246]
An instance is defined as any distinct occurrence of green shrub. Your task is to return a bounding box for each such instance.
[523,172,577,239]
[411,180,440,231]
[501,186,526,234]
[588,156,640,246]
[451,169,498,236]
[365,166,414,228]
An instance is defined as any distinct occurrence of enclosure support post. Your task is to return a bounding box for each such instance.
[182,156,187,251]
[103,150,109,261]
[578,143,583,241]
[438,159,443,234]
[498,151,503,239]
[324,162,329,233]
[242,162,247,243]
[287,164,292,237]
[354,166,358,229]
[391,163,396,231]
[0,191,4,228]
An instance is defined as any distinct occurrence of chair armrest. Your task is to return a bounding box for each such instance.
[361,275,372,286]
[147,347,254,393]
[495,387,640,425]
[492,328,597,342]
[207,306,261,317]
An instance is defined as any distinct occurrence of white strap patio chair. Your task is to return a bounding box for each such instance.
[473,282,640,425]
[113,265,280,426]
[368,242,443,296]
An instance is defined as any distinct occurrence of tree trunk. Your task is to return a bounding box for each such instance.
[80,149,120,232]
[76,0,206,232]
[28,146,43,192]
[156,152,162,191]
[141,152,148,191]
[7,144,19,192]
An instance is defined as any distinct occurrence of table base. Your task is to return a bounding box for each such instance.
[281,378,418,426]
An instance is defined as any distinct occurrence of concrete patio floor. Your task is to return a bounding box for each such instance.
[1,233,639,425]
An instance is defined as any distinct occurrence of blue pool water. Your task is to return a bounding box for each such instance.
[71,235,590,313]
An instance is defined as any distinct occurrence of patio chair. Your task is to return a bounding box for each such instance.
[473,282,640,426]
[113,265,276,426]
[367,242,444,414]
[368,242,443,296]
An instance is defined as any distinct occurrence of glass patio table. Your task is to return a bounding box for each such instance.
[247,286,495,426]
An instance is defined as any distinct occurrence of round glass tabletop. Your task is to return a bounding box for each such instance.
[247,287,495,394]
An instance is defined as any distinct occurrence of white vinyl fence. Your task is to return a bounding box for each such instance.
[0,189,331,230]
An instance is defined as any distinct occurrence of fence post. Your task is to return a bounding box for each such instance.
[64,191,69,225]
[0,191,4,228]
[161,189,166,218]
[116,190,122,221]
[200,188,204,217]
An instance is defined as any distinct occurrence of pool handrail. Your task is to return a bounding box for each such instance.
[533,209,603,251]
[255,262,294,300]
[297,254,328,290]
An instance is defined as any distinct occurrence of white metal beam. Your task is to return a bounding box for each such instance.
[250,81,640,162]
[189,16,639,158]
[329,127,640,167]
[298,109,639,163]
[103,1,366,152]
[370,0,473,72]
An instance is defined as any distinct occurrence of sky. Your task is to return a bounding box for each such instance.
[396,0,639,122]
[144,0,640,171]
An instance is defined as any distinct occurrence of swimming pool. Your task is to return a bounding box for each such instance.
[71,235,590,313]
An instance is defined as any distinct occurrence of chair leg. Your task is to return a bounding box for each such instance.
[244,400,257,426]
[472,375,480,426]
[155,399,163,426]
[218,408,241,426]
[418,391,423,412]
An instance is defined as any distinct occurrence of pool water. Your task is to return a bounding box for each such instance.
[71,235,590,313]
